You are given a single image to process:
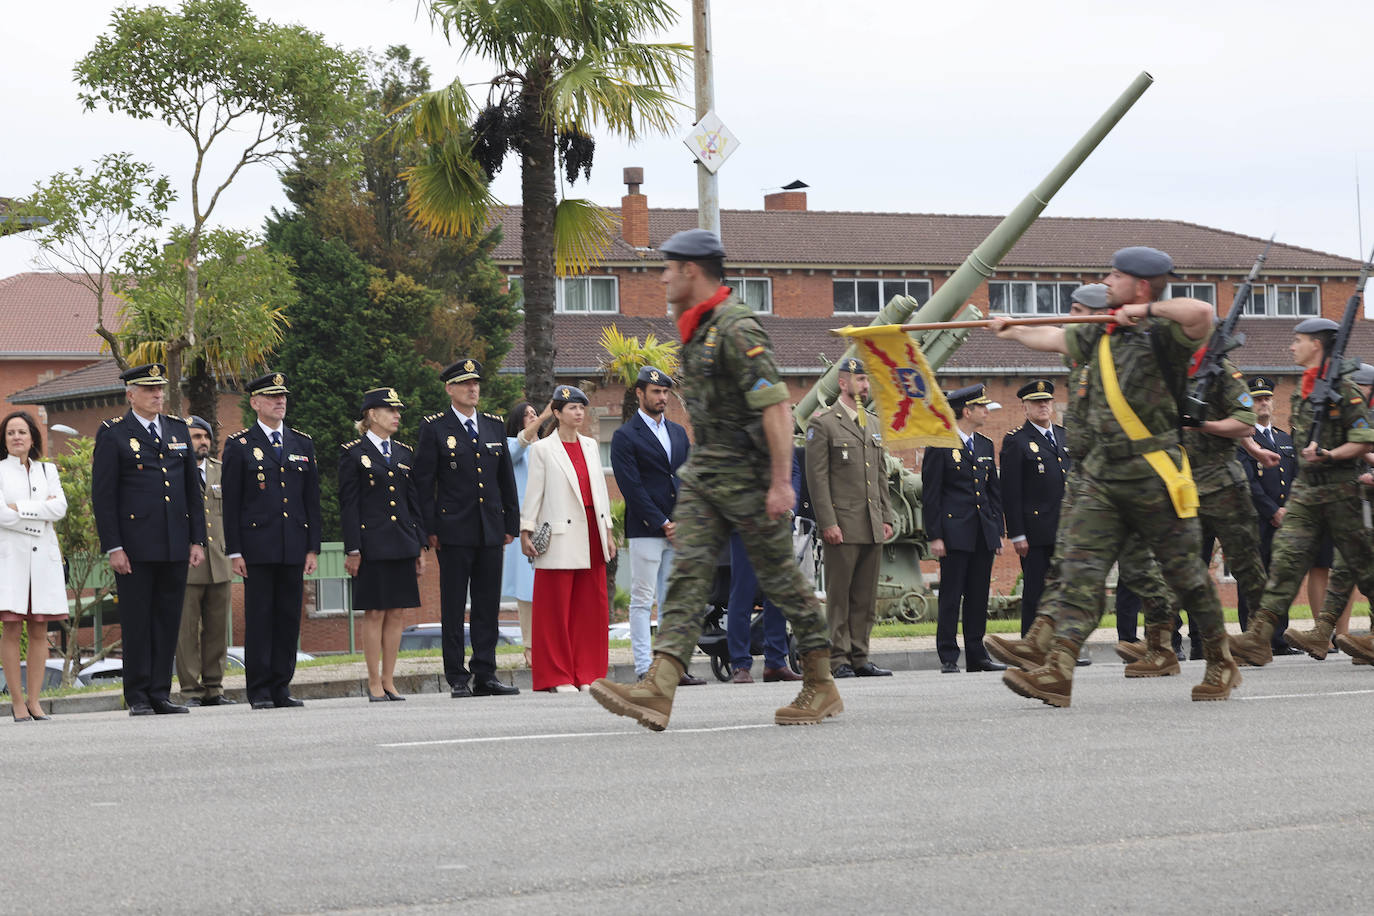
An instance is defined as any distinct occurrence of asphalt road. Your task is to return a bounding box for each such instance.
[7,654,1374,914]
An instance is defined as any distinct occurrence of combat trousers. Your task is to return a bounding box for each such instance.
[1197,477,1268,622]
[1259,479,1374,617]
[1043,470,1223,645]
[1238,523,1290,644]
[652,467,828,667]
[176,580,231,699]
[824,541,881,670]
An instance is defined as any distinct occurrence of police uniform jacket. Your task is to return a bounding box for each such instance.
[187,457,231,585]
[93,411,205,562]
[610,411,690,538]
[804,402,893,543]
[921,432,1003,552]
[413,407,519,547]
[221,425,322,564]
[1240,425,1296,521]
[338,437,424,560]
[999,422,1069,547]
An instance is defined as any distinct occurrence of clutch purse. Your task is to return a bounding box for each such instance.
[529,521,552,557]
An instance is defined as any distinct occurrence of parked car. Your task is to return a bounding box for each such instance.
[398,622,522,652]
[78,658,125,683]
[608,622,655,642]
[0,660,89,694]
[223,647,315,671]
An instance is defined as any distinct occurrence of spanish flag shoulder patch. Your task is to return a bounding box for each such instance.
[745,344,765,358]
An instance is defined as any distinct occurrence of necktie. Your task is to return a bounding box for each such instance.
[199,465,206,492]
[147,421,160,446]
[271,430,282,459]
[1263,428,1276,450]
[1045,428,1055,449]
[466,419,478,443]
[381,440,391,465]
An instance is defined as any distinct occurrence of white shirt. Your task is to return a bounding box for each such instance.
[638,409,672,462]
[451,405,478,426]
[257,419,284,442]
[366,430,390,452]
[132,410,161,439]
[1031,422,1055,444]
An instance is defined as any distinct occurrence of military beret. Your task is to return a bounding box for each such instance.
[360,386,405,417]
[185,415,213,434]
[248,371,289,396]
[1294,317,1339,336]
[442,358,482,384]
[1353,363,1374,388]
[1112,246,1179,279]
[944,383,985,413]
[552,385,589,406]
[660,228,726,261]
[1069,283,1109,310]
[635,365,674,389]
[837,357,865,375]
[1248,376,1275,397]
[1017,379,1055,400]
[121,363,169,387]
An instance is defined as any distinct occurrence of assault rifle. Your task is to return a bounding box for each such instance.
[1181,237,1273,426]
[1306,242,1374,450]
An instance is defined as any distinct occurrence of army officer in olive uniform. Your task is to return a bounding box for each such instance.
[805,357,894,678]
[222,372,322,710]
[93,363,206,716]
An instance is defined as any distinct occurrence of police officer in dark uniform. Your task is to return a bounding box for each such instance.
[93,363,206,715]
[922,383,1005,673]
[414,358,520,698]
[222,371,322,709]
[1000,379,1069,637]
[1237,375,1298,651]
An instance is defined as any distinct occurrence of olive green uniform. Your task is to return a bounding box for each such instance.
[651,295,830,666]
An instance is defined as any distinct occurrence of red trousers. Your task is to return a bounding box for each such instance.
[531,507,609,689]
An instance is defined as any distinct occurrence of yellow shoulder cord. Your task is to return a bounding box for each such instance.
[1096,333,1199,518]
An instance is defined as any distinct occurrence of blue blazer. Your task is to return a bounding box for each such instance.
[221,424,323,563]
[611,412,690,539]
[921,432,1003,553]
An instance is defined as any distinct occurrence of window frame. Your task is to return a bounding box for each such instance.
[506,274,621,314]
[724,276,773,313]
[986,280,1081,316]
[1242,283,1321,318]
[832,277,933,315]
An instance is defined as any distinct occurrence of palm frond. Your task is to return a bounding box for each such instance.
[554,198,618,276]
[598,324,679,388]
[391,78,476,144]
[404,138,499,237]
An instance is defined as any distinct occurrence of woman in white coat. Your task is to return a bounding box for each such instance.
[0,411,68,721]
[520,386,615,692]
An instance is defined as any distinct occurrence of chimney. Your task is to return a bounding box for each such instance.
[621,167,649,248]
[764,190,807,211]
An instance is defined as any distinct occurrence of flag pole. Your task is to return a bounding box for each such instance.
[831,314,1121,336]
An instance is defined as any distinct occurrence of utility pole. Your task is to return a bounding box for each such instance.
[692,0,720,238]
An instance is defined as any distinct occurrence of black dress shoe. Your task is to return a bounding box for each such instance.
[201,694,237,706]
[274,696,305,708]
[450,683,473,698]
[250,699,276,710]
[853,662,893,677]
[151,700,190,714]
[967,659,1007,672]
[384,690,406,701]
[368,693,388,702]
[1272,644,1299,656]
[184,697,203,707]
[940,661,959,673]
[472,678,519,696]
[832,664,856,678]
[129,703,156,716]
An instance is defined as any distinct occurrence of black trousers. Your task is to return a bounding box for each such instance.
[936,543,994,666]
[1018,544,1052,637]
[438,544,504,685]
[243,563,304,704]
[1115,584,1142,642]
[1235,523,1289,649]
[117,560,188,706]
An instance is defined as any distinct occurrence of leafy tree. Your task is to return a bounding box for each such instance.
[52,438,120,686]
[15,153,175,367]
[116,227,296,432]
[75,0,364,415]
[400,0,689,403]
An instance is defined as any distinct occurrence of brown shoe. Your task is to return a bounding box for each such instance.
[588,653,683,731]
[1002,637,1078,708]
[1228,609,1277,667]
[1192,634,1242,701]
[730,666,754,684]
[983,615,1053,670]
[763,665,802,682]
[678,671,707,686]
[1337,632,1374,664]
[1124,623,1181,678]
[1115,640,1147,663]
[774,649,843,725]
[1284,612,1337,660]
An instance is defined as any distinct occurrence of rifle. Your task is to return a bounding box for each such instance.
[1306,242,1374,450]
[1182,237,1273,426]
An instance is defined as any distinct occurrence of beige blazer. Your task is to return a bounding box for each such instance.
[0,455,68,614]
[520,433,614,570]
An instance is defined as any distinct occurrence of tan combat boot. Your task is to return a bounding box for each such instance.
[984,615,1053,670]
[1002,637,1079,708]
[1228,609,1277,667]
[1284,612,1338,660]
[1192,634,1242,701]
[1115,640,1147,663]
[1124,623,1181,678]
[588,652,683,731]
[1336,632,1374,664]
[774,649,843,725]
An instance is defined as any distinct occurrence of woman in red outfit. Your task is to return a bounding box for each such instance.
[520,386,616,692]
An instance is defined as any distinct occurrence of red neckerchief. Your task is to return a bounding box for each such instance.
[677,285,733,343]
[1186,347,1207,379]
[1102,307,1124,334]
[1301,362,1326,399]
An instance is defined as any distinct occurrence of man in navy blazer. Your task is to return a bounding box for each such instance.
[610,365,697,681]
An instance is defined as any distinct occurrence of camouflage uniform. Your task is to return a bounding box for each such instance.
[651,295,829,666]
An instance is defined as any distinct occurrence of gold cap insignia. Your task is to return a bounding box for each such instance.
[464,360,475,372]
[1037,381,1046,392]
[387,388,398,401]
[150,364,163,378]
[273,373,284,387]
[561,387,571,398]
[650,370,660,381]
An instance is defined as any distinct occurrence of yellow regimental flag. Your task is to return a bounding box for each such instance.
[836,325,962,449]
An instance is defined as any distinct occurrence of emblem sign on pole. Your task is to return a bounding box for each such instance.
[683,109,738,175]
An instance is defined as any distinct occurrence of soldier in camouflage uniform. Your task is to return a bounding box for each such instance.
[590,229,839,730]
[1328,364,1374,663]
[985,248,1239,706]
[1231,330,1374,664]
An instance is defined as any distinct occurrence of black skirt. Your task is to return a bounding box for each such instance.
[353,557,421,611]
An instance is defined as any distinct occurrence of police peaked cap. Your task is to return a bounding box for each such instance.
[837,357,865,375]
[635,365,674,389]
[442,358,482,384]
[121,363,168,386]
[1017,379,1055,400]
[185,415,213,434]
[360,387,405,417]
[1293,317,1339,336]
[1112,246,1179,279]
[944,383,986,413]
[660,228,726,261]
[1247,376,1276,397]
[1069,283,1109,310]
[248,371,289,395]
[552,385,589,406]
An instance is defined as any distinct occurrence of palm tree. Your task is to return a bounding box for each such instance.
[599,324,679,423]
[400,0,689,403]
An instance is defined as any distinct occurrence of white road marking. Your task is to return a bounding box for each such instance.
[1239,688,1374,701]
[379,723,772,748]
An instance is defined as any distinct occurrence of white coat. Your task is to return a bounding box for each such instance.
[520,433,614,570]
[0,455,69,614]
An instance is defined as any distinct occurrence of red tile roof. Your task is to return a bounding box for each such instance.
[0,272,123,356]
[7,358,122,405]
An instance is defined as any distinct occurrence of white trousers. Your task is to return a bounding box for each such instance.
[628,536,674,676]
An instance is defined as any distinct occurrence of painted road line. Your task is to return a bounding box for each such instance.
[380,723,772,748]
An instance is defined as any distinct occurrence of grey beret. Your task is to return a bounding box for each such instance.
[1353,363,1374,388]
[635,365,673,388]
[1069,283,1109,310]
[552,384,590,406]
[838,357,864,374]
[1112,246,1178,279]
[1294,317,1339,335]
[186,415,213,434]
[660,228,726,260]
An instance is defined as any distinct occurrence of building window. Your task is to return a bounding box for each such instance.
[307,577,349,618]
[725,277,772,313]
[507,275,620,314]
[598,416,621,469]
[987,281,1080,315]
[1166,283,1216,305]
[1243,284,1320,317]
[833,278,932,314]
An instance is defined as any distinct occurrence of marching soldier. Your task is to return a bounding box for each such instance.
[1328,364,1374,661]
[176,415,235,706]
[222,372,322,709]
[92,363,205,716]
[1237,375,1298,653]
[805,356,895,679]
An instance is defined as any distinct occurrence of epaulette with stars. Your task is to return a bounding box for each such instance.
[483,411,501,421]
[1008,423,1025,434]
[290,427,312,439]
[424,411,443,423]
[342,438,361,449]
[393,439,411,451]
[102,415,123,428]
[229,428,250,444]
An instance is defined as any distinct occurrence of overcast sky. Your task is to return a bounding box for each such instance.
[5,0,1374,281]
